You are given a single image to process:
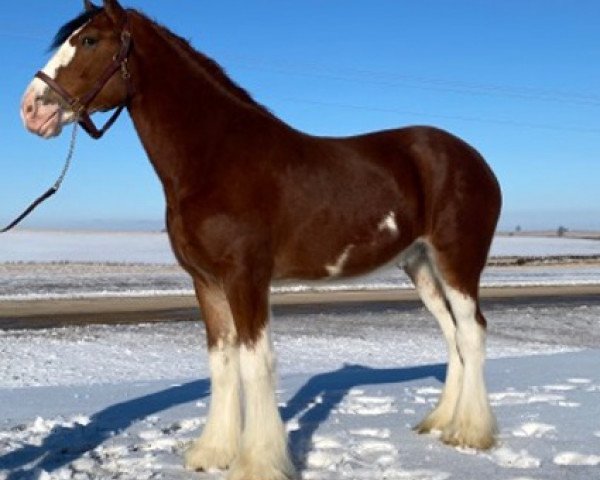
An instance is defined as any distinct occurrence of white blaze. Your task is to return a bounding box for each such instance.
[26,25,85,99]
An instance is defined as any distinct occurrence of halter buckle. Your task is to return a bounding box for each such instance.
[69,98,85,115]
[120,58,131,80]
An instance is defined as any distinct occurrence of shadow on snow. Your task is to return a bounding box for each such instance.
[1,363,445,477]
[1,380,211,478]
[282,363,445,470]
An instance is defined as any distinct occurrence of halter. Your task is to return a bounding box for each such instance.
[35,17,134,140]
[1,17,134,232]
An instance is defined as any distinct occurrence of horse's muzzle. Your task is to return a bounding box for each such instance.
[21,87,64,139]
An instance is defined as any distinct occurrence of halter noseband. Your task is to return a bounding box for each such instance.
[35,18,133,140]
[2,16,133,232]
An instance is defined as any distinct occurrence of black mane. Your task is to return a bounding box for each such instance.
[137,11,271,115]
[48,7,270,115]
[50,8,102,50]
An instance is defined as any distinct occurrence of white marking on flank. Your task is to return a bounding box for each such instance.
[378,211,398,235]
[326,245,354,277]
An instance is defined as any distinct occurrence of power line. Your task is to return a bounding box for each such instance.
[274,97,600,134]
[215,52,600,108]
[0,31,46,42]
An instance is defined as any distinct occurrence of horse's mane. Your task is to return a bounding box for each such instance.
[131,10,271,115]
[51,6,270,115]
[50,7,101,50]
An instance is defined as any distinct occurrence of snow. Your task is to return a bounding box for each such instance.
[2,262,600,302]
[0,231,175,264]
[1,350,599,479]
[4,299,594,389]
[491,235,600,257]
[553,452,600,466]
[1,231,599,478]
[1,300,599,479]
[1,234,600,302]
[1,231,599,265]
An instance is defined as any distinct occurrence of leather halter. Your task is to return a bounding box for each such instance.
[35,18,133,140]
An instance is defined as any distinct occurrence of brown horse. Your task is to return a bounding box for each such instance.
[21,1,502,478]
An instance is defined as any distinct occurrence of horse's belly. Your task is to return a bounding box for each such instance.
[273,209,417,281]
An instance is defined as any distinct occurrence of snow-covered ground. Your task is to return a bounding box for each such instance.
[1,231,600,478]
[1,230,600,265]
[0,231,175,265]
[0,231,599,301]
[1,299,599,479]
[1,262,600,302]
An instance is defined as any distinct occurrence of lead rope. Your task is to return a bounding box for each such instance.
[1,122,78,233]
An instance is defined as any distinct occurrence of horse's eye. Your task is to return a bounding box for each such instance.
[81,36,98,48]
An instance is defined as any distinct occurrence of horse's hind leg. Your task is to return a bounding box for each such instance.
[429,244,497,450]
[185,278,242,471]
[404,248,463,434]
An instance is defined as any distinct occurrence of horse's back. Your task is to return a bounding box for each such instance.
[336,125,501,234]
[306,124,501,236]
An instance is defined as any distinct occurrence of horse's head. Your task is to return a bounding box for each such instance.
[21,0,131,139]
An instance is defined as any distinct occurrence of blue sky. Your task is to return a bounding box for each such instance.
[1,0,599,231]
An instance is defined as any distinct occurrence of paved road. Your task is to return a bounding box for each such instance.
[1,286,599,339]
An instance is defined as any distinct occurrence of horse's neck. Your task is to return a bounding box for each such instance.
[126,14,265,197]
[157,23,268,115]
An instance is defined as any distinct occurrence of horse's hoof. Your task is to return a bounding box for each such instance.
[441,424,496,450]
[227,452,297,480]
[184,440,237,471]
[414,406,454,435]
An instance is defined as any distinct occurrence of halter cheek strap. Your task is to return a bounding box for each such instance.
[35,23,133,140]
[1,20,134,232]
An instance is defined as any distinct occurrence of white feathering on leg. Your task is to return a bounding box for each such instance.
[441,287,497,449]
[409,261,463,434]
[229,326,296,480]
[185,286,241,471]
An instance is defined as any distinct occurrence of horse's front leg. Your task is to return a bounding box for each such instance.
[185,278,242,471]
[225,265,297,480]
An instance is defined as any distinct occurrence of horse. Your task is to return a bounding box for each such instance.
[20,1,502,479]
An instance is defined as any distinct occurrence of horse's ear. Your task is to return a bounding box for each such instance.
[83,0,98,12]
[103,0,126,24]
